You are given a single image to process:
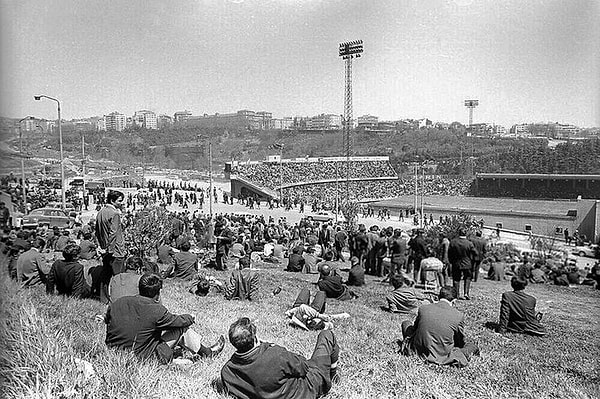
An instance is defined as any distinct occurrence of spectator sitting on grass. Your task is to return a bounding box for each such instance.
[400,286,480,367]
[383,273,428,313]
[529,262,548,284]
[101,273,225,365]
[164,240,197,280]
[46,243,91,298]
[16,237,47,287]
[224,256,259,301]
[109,256,158,302]
[286,245,305,272]
[78,232,98,260]
[497,276,546,336]
[345,256,365,287]
[317,264,356,301]
[221,317,340,399]
[302,246,321,274]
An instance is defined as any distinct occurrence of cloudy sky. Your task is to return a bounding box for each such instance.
[1,0,598,127]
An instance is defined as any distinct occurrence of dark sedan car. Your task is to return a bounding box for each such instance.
[21,208,74,229]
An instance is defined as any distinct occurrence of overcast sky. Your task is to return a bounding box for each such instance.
[1,0,598,127]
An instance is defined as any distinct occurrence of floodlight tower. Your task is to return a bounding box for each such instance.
[464,99,479,131]
[339,40,363,202]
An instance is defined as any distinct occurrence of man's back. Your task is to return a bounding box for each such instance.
[95,205,126,257]
[499,290,545,335]
[317,275,347,299]
[221,342,316,399]
[173,251,198,280]
[448,237,475,270]
[409,301,468,366]
[109,272,141,301]
[224,269,259,300]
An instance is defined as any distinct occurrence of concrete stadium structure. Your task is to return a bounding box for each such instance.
[370,195,600,243]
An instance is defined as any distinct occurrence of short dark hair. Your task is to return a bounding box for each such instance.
[239,256,251,269]
[390,273,405,289]
[438,286,457,301]
[179,241,191,251]
[106,190,124,204]
[511,276,528,291]
[62,243,81,261]
[83,232,92,240]
[228,317,256,353]
[138,273,163,298]
[323,251,333,261]
[458,228,467,237]
[126,256,144,271]
[195,279,211,296]
[33,237,46,250]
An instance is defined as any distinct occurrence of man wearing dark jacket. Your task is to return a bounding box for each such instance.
[408,229,427,283]
[221,317,340,399]
[448,228,478,300]
[400,286,479,367]
[497,277,546,336]
[95,190,127,303]
[470,231,487,283]
[46,243,90,298]
[317,264,355,300]
[103,273,224,364]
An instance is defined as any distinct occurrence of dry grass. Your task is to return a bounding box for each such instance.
[1,258,599,399]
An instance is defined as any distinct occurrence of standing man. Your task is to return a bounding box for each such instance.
[388,229,407,278]
[408,229,427,283]
[448,228,477,300]
[96,190,127,303]
[0,201,10,230]
[438,233,451,286]
[470,231,487,283]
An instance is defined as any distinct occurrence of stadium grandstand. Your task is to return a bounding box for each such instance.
[226,156,472,208]
[473,173,600,200]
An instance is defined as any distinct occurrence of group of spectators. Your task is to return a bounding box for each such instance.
[3,180,597,399]
[232,160,398,190]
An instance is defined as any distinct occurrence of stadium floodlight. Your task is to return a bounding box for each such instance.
[339,40,363,203]
[464,99,479,127]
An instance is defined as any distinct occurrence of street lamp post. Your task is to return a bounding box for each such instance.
[34,95,65,209]
[18,117,32,212]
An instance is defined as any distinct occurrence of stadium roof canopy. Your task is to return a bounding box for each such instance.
[476,173,600,181]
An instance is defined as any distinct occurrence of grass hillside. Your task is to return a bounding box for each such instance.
[1,259,599,399]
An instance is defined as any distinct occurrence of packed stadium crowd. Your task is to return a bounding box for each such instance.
[232,160,398,190]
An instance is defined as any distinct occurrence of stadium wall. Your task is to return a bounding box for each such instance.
[370,196,599,243]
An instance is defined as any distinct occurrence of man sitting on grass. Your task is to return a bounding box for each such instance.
[383,273,427,313]
[221,317,340,399]
[46,243,91,298]
[223,256,259,301]
[345,256,365,287]
[102,273,224,364]
[16,237,47,287]
[400,286,480,367]
[497,276,546,336]
[164,240,197,280]
[317,264,356,301]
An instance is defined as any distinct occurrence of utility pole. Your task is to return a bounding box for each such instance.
[339,40,363,204]
[81,132,86,201]
[208,142,213,217]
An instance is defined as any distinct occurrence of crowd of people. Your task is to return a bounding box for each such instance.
[2,180,599,399]
[232,160,398,190]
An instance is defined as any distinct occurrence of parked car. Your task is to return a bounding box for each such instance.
[46,201,79,218]
[21,208,74,229]
[572,245,599,258]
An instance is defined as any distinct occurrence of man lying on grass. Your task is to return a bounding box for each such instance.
[221,317,340,399]
[285,288,350,330]
[400,285,480,367]
[99,273,225,364]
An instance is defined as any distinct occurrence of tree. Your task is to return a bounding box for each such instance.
[124,206,176,257]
